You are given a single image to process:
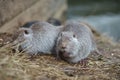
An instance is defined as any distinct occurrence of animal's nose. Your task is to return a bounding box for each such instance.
[61,46,66,49]
[59,50,65,53]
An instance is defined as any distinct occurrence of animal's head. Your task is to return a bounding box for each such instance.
[17,28,33,42]
[12,27,33,52]
[16,21,54,42]
[57,31,79,58]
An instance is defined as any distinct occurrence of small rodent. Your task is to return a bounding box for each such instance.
[56,21,98,63]
[14,21,63,55]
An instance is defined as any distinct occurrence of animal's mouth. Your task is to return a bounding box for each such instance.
[59,50,70,58]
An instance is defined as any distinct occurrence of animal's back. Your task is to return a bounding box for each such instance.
[16,21,63,54]
[29,21,63,54]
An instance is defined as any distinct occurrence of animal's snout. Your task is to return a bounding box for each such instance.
[59,50,70,58]
[60,46,66,53]
[61,43,67,50]
[61,46,66,49]
[59,49,65,53]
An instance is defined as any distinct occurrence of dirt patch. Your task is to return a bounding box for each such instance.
[0,33,120,80]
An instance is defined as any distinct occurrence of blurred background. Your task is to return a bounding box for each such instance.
[0,0,120,43]
[67,0,120,42]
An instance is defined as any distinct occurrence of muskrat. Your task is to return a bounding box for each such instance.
[56,21,98,63]
[14,21,63,55]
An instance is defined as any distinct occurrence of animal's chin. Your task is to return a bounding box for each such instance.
[59,51,71,58]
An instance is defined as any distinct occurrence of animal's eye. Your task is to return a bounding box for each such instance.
[24,30,29,34]
[73,34,76,38]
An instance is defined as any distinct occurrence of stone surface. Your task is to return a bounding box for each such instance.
[0,0,67,33]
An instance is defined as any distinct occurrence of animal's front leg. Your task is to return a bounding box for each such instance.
[79,58,88,67]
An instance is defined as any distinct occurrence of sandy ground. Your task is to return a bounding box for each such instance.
[0,33,120,80]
